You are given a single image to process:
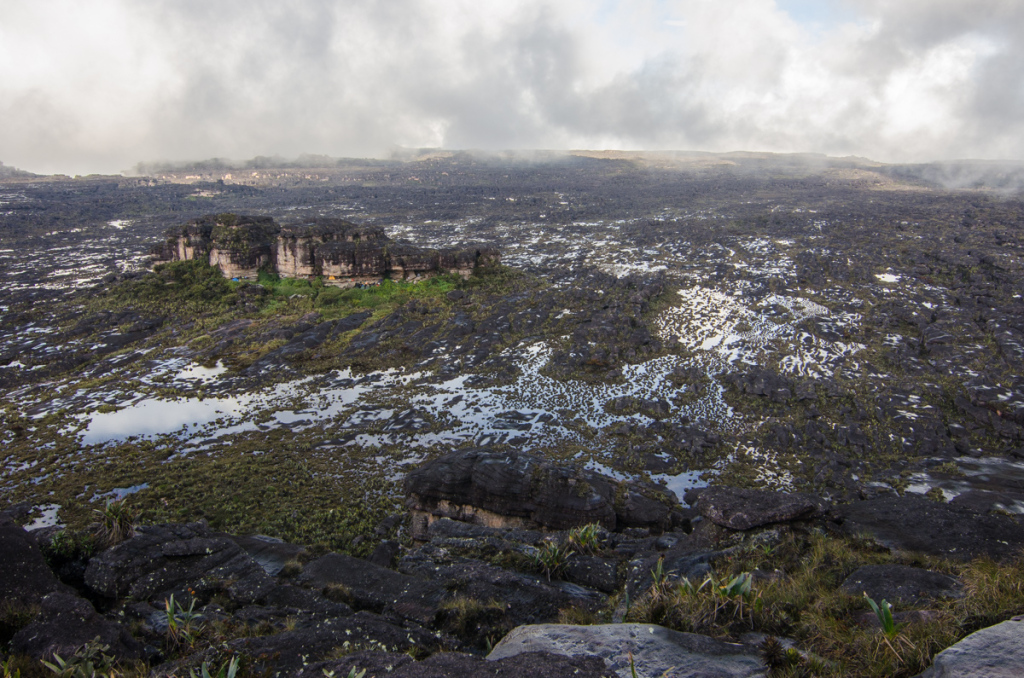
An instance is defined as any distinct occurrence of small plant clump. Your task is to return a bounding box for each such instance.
[40,637,117,678]
[532,540,574,581]
[566,523,602,555]
[164,594,205,653]
[94,498,139,548]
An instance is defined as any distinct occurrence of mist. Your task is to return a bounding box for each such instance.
[2,0,1023,175]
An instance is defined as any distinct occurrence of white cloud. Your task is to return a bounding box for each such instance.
[0,0,1021,174]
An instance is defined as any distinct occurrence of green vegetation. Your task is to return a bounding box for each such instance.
[41,638,117,678]
[94,498,138,548]
[622,532,1024,677]
[532,540,575,581]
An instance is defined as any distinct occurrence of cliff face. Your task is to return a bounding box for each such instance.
[151,214,499,286]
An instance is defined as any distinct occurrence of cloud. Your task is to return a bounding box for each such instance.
[0,0,1021,174]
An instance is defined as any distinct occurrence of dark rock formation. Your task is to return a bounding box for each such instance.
[404,448,679,537]
[84,522,273,603]
[0,518,75,605]
[833,495,1024,561]
[228,611,442,675]
[11,591,145,662]
[297,552,444,624]
[696,487,828,531]
[839,564,962,605]
[152,214,499,285]
[297,650,616,678]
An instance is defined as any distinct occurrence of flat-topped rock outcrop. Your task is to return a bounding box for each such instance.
[151,213,499,286]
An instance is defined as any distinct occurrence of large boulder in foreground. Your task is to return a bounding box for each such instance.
[298,650,615,678]
[834,495,1024,561]
[228,611,442,675]
[297,552,444,623]
[404,448,678,538]
[488,623,765,678]
[696,487,827,531]
[85,522,273,603]
[840,565,962,606]
[0,518,75,605]
[11,591,145,662]
[918,617,1024,677]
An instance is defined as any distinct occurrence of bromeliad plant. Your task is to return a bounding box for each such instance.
[863,594,897,638]
[164,594,205,652]
[532,540,574,581]
[94,498,139,547]
[189,656,239,678]
[41,637,117,678]
[566,523,602,555]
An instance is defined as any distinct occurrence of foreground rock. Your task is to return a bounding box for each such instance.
[11,591,145,662]
[228,611,442,675]
[488,623,766,678]
[0,518,74,605]
[405,448,680,538]
[834,495,1024,561]
[297,552,444,623]
[85,522,273,603]
[840,564,962,605]
[696,487,827,531]
[298,649,616,678]
[918,617,1024,677]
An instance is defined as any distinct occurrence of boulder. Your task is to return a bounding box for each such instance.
[11,591,145,662]
[918,617,1024,677]
[834,495,1024,561]
[297,552,444,623]
[399,557,605,629]
[0,519,74,605]
[697,487,827,531]
[563,555,620,593]
[229,534,303,576]
[298,650,614,678]
[840,565,962,605]
[85,522,273,603]
[625,543,725,598]
[488,623,766,678]
[228,611,441,675]
[405,448,677,538]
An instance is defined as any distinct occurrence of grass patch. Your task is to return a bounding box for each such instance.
[624,533,1024,677]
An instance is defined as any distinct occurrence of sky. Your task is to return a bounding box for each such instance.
[1,0,1022,175]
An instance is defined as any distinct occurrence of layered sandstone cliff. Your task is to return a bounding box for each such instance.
[151,214,499,286]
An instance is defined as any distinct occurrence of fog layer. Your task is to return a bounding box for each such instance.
[1,0,1022,174]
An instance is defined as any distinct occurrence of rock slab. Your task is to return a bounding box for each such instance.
[405,448,678,537]
[697,487,827,531]
[488,623,766,678]
[919,618,1024,677]
[85,522,273,602]
[835,495,1024,561]
[840,564,962,605]
[11,592,145,661]
[0,520,73,605]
